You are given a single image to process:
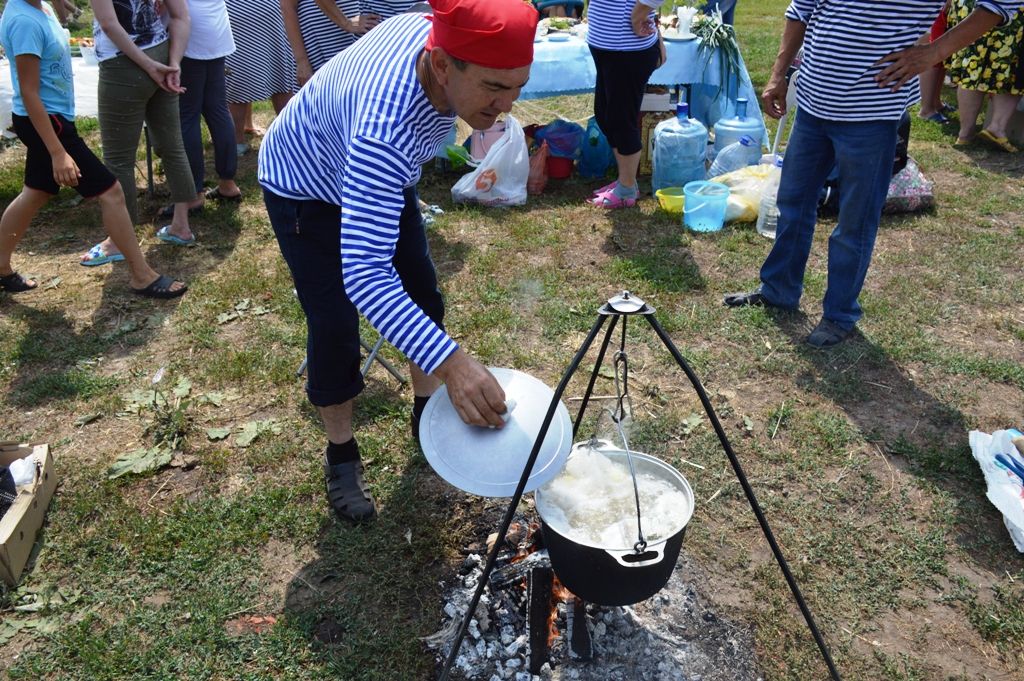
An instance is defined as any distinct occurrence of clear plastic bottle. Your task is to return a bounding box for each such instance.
[756,155,784,239]
[651,102,708,192]
[707,134,758,179]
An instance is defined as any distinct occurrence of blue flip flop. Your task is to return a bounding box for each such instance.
[156,225,196,247]
[80,242,126,267]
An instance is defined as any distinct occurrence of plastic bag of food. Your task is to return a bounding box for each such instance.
[452,115,529,207]
[533,119,585,160]
[528,140,550,195]
[708,163,774,223]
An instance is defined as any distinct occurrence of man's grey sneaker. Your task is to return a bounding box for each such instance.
[324,455,376,522]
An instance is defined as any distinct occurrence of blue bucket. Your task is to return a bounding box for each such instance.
[683,181,729,233]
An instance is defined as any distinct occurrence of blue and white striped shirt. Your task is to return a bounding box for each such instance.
[259,13,458,375]
[586,0,662,52]
[786,0,1022,121]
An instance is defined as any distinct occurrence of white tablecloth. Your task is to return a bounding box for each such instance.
[0,56,99,129]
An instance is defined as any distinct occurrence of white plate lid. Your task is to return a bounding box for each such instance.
[419,368,573,497]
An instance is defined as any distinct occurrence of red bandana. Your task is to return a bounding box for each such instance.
[425,0,539,70]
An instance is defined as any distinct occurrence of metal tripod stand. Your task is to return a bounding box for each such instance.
[438,291,841,681]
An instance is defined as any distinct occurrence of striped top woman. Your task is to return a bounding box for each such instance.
[585,0,666,209]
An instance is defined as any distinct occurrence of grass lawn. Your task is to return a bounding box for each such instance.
[2,2,1023,679]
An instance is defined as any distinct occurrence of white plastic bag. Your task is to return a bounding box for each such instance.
[968,429,1024,552]
[452,115,528,207]
[708,163,774,223]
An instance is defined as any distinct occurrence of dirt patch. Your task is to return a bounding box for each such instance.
[260,538,318,611]
[143,590,172,608]
[224,614,277,637]
[859,602,1017,681]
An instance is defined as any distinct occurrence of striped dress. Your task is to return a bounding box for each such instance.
[785,0,1022,121]
[224,0,297,102]
[299,0,419,72]
[259,13,457,374]
[298,0,358,72]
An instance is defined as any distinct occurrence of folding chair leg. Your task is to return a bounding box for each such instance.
[360,336,407,384]
[296,336,407,384]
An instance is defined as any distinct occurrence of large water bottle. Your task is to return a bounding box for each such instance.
[756,155,784,239]
[707,135,759,179]
[712,97,765,158]
[652,103,708,192]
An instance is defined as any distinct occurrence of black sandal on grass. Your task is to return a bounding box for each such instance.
[0,271,38,293]
[157,203,204,220]
[324,455,377,522]
[723,290,777,308]
[132,274,188,299]
[204,187,242,201]
[806,318,853,349]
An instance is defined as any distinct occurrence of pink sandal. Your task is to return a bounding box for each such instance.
[592,180,618,196]
[589,189,637,209]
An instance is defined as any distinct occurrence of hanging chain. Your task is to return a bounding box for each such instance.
[607,317,647,554]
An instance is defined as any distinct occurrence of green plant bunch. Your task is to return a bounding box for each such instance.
[692,9,741,96]
[142,366,194,451]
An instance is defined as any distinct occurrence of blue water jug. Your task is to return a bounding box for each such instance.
[652,103,708,192]
[712,98,765,159]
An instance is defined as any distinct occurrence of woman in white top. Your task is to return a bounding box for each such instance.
[91,0,197,245]
[172,0,242,214]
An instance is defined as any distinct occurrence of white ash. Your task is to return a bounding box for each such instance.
[427,552,761,681]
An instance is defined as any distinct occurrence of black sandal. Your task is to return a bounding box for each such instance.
[0,272,38,293]
[324,455,377,522]
[132,274,188,299]
[204,187,242,201]
[157,203,204,220]
[806,318,853,349]
[723,290,776,308]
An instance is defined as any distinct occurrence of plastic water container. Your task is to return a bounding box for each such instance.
[713,98,765,159]
[707,135,759,179]
[652,103,708,192]
[756,156,784,239]
[683,181,729,232]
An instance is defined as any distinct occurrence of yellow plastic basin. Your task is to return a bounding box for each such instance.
[655,187,685,215]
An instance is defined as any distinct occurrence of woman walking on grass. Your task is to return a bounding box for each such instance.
[0,0,187,299]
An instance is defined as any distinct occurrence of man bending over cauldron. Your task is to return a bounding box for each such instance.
[258,0,537,521]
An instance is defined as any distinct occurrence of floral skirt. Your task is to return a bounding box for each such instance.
[946,0,1024,95]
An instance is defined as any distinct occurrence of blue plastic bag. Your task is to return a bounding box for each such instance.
[578,117,614,179]
[533,119,585,159]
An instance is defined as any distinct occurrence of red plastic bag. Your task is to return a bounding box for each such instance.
[528,141,550,195]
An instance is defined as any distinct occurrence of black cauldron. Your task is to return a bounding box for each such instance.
[535,443,694,606]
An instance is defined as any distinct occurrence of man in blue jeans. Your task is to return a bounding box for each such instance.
[724,0,1020,348]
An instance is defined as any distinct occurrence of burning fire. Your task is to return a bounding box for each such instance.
[547,580,574,646]
[498,519,577,648]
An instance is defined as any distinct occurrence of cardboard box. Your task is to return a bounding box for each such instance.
[639,111,676,176]
[0,443,57,586]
